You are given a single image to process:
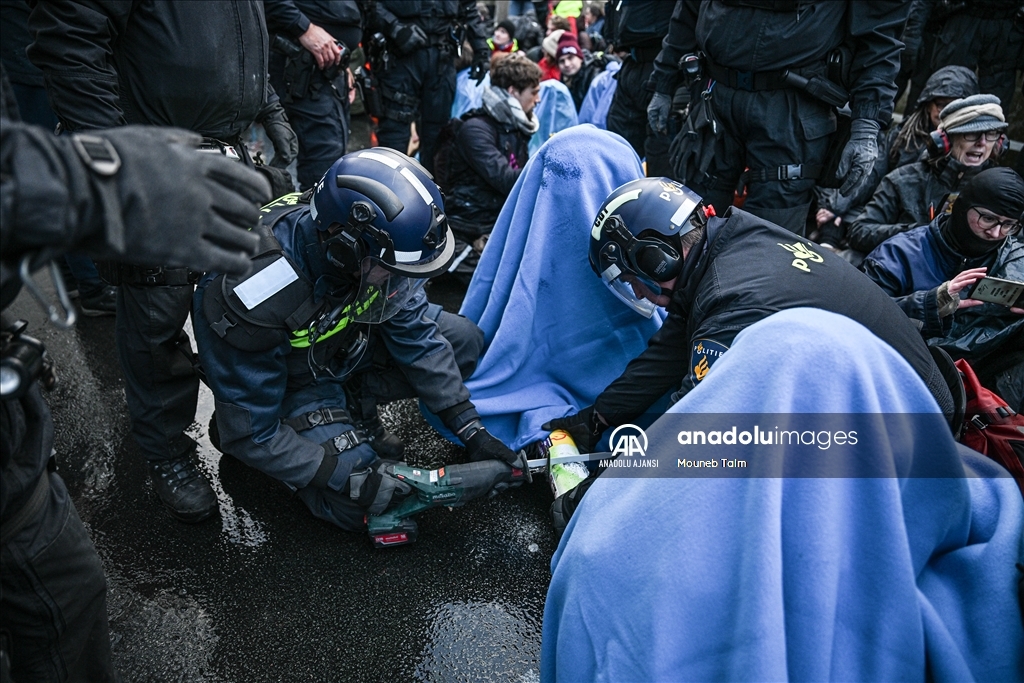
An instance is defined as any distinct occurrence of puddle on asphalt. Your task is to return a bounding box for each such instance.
[412,600,541,683]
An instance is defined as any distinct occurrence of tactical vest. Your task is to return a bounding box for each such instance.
[718,0,815,10]
[202,192,374,355]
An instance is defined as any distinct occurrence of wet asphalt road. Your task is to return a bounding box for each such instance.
[9,274,557,683]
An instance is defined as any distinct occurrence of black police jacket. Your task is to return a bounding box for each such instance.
[27,0,268,138]
[593,207,953,424]
[265,0,363,51]
[375,0,488,55]
[649,0,909,125]
[606,0,674,51]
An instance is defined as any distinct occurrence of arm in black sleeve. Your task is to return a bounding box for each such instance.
[900,0,934,69]
[593,307,693,425]
[1,120,102,264]
[460,0,490,59]
[26,0,133,131]
[457,120,522,196]
[847,173,915,253]
[648,0,698,95]
[845,0,912,125]
[264,0,311,39]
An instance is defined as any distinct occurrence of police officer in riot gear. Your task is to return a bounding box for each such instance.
[603,0,676,177]
[371,0,490,173]
[647,0,910,235]
[27,0,295,523]
[193,148,528,535]
[1,98,269,680]
[266,0,363,190]
[546,176,955,454]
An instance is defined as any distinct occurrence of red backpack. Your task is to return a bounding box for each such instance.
[955,358,1024,497]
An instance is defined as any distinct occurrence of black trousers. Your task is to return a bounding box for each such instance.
[1,474,115,682]
[683,84,836,235]
[115,282,198,464]
[269,53,350,190]
[605,57,672,178]
[375,45,456,174]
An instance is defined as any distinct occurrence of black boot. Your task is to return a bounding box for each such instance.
[148,451,218,523]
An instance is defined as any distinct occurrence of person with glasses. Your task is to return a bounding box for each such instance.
[846,94,1008,261]
[862,167,1024,408]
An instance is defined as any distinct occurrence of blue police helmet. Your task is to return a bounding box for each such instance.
[311,148,455,278]
[589,178,707,317]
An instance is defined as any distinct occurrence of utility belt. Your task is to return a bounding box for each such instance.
[704,58,848,108]
[272,34,350,102]
[627,45,662,63]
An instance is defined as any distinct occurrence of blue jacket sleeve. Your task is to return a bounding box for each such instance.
[378,287,471,413]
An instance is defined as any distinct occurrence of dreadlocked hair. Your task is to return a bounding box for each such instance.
[889,108,930,166]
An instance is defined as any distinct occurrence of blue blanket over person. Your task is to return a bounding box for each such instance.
[577,60,619,129]
[529,80,579,158]
[435,125,665,451]
[542,308,1024,683]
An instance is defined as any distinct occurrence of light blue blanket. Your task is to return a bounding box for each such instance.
[578,60,620,129]
[542,308,1024,682]
[529,80,579,158]
[451,125,664,451]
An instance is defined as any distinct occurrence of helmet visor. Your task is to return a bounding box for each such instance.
[599,263,658,318]
[351,257,426,324]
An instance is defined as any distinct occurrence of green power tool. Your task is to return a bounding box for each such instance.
[366,454,531,548]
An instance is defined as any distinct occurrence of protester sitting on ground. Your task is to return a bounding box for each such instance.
[436,125,663,452]
[488,19,518,55]
[535,28,566,81]
[438,53,542,283]
[862,167,1024,409]
[846,94,1006,257]
[528,78,578,157]
[555,31,603,112]
[541,307,1024,683]
[577,59,619,128]
[815,66,980,248]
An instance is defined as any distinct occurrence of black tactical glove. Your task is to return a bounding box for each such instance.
[837,118,880,197]
[469,58,489,85]
[257,100,299,169]
[392,23,428,56]
[542,406,606,454]
[463,424,519,465]
[75,126,268,275]
[349,460,412,515]
[647,92,672,135]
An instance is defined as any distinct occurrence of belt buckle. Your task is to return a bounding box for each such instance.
[780,164,803,180]
[142,268,164,285]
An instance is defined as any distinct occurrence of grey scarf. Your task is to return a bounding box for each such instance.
[482,85,539,137]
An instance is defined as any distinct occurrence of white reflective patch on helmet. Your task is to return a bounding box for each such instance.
[358,151,401,168]
[394,249,426,264]
[400,167,433,205]
[592,188,642,239]
[669,196,698,226]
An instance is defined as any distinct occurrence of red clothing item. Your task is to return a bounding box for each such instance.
[539,56,561,82]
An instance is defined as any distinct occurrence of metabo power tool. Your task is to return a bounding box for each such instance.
[365,455,531,548]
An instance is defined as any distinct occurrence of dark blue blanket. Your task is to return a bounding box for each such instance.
[542,308,1024,682]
